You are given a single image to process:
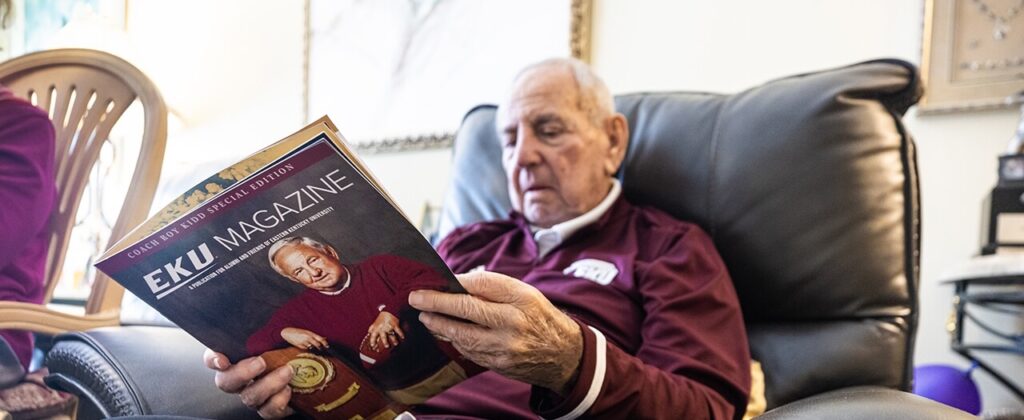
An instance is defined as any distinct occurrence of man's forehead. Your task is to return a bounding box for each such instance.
[498,66,580,123]
[282,242,312,253]
[277,243,317,262]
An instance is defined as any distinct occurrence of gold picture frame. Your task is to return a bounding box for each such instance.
[920,0,1024,113]
[570,0,593,63]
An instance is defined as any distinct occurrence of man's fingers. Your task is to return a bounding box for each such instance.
[419,312,513,370]
[203,348,231,371]
[394,326,406,340]
[456,271,536,304]
[257,386,294,419]
[215,356,267,393]
[240,365,293,410]
[418,311,493,351]
[409,289,521,328]
[311,335,327,350]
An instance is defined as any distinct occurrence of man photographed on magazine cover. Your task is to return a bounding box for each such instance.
[245,236,469,404]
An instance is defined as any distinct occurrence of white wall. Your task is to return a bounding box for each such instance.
[120,1,456,222]
[590,0,1022,412]
[361,149,453,223]
[124,1,306,201]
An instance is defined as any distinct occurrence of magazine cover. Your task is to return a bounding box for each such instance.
[95,118,472,419]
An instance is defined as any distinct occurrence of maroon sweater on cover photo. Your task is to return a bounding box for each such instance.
[246,254,452,389]
[0,85,56,369]
[418,197,751,419]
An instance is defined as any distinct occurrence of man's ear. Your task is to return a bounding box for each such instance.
[603,113,629,176]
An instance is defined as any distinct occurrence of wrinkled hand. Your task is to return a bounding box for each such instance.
[203,349,295,419]
[367,311,405,351]
[281,327,329,351]
[408,271,583,395]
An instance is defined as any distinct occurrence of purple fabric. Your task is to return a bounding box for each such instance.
[0,85,56,370]
[418,197,750,419]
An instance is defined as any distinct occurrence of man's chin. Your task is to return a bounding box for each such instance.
[313,278,337,290]
[525,210,563,228]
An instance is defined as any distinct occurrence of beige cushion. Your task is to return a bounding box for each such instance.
[745,360,767,419]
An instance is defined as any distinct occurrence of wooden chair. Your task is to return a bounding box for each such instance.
[0,48,167,334]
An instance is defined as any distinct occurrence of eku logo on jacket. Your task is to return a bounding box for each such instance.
[563,259,618,285]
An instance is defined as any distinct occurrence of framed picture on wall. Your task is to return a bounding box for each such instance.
[921,0,1024,113]
[303,0,592,153]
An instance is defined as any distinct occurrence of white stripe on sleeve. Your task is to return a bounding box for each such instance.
[550,326,607,420]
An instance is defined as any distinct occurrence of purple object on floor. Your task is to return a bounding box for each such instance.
[913,363,982,415]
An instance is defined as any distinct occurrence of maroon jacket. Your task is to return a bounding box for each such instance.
[419,197,751,419]
[246,254,452,389]
[0,85,56,369]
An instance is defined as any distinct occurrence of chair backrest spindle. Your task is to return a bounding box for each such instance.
[0,48,167,318]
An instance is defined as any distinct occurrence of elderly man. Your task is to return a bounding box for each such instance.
[206,58,750,419]
[248,236,427,357]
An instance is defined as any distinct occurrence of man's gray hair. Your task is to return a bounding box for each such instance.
[267,236,329,277]
[512,57,616,127]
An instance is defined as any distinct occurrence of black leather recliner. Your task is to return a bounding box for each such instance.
[42,59,974,419]
[438,58,968,419]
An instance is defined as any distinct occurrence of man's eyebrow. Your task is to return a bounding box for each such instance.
[499,112,567,136]
[532,113,564,126]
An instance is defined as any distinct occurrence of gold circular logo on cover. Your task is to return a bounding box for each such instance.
[286,353,335,394]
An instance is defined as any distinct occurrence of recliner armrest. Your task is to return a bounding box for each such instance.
[757,386,976,419]
[42,326,254,419]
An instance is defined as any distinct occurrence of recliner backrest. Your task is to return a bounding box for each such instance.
[437,59,923,409]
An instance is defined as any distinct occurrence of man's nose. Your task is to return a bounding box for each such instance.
[512,129,541,167]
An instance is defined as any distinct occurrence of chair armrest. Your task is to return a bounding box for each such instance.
[0,302,119,334]
[757,386,976,419]
[42,326,254,419]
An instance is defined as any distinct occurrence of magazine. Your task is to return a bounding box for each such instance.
[95,117,473,419]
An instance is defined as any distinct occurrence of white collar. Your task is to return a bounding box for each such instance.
[531,179,621,258]
[318,267,352,296]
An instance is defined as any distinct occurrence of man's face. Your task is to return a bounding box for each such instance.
[274,243,346,292]
[497,66,617,228]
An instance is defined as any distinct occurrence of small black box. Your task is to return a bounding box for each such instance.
[981,155,1024,254]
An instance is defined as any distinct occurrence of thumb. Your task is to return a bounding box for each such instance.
[203,348,231,371]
